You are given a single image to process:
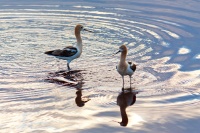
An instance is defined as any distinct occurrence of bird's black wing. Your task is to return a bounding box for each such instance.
[61,46,77,57]
[128,61,136,72]
[45,46,77,57]
[130,63,136,72]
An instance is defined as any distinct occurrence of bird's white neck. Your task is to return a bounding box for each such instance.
[76,41,82,51]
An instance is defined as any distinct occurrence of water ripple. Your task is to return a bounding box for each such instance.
[0,1,199,132]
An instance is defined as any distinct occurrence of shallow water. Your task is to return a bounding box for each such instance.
[0,0,200,133]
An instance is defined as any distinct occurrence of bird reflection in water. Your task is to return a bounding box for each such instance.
[117,88,138,126]
[75,82,90,107]
[75,89,90,107]
[45,70,90,107]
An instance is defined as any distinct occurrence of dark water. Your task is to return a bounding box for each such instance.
[0,0,200,133]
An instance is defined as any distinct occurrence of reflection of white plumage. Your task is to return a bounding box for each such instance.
[117,90,137,126]
[114,44,136,89]
[45,24,92,71]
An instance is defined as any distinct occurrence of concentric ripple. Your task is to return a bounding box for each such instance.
[0,1,199,132]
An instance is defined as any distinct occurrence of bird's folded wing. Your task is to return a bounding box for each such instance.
[45,46,77,57]
[130,64,136,71]
[60,47,77,57]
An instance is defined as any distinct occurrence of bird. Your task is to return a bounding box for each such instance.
[113,44,136,89]
[117,90,137,126]
[45,24,92,71]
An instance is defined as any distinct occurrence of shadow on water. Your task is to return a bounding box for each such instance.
[45,70,84,87]
[117,88,138,127]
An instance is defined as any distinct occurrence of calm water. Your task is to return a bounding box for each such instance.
[0,0,200,133]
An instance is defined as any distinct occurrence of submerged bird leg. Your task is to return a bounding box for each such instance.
[122,76,125,91]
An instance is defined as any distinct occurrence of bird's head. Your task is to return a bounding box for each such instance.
[75,24,93,33]
[113,44,128,56]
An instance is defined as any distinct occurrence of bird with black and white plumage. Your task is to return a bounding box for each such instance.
[45,24,92,71]
[113,44,136,89]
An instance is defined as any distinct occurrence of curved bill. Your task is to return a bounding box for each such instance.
[112,50,120,56]
[83,28,93,33]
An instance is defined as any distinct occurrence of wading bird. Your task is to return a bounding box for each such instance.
[114,44,136,89]
[45,24,92,71]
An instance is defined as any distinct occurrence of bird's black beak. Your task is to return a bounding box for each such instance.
[83,28,93,33]
[112,50,121,56]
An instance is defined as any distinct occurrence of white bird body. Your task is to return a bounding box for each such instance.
[117,62,134,77]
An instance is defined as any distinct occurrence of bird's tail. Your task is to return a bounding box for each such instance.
[44,50,54,55]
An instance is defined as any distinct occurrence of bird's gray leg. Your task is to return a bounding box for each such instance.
[122,76,124,91]
[67,63,71,71]
[129,76,132,89]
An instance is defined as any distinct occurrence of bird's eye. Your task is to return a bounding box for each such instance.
[81,26,83,29]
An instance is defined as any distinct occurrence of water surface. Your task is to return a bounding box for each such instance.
[0,0,200,133]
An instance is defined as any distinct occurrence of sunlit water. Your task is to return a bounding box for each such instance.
[0,0,200,133]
